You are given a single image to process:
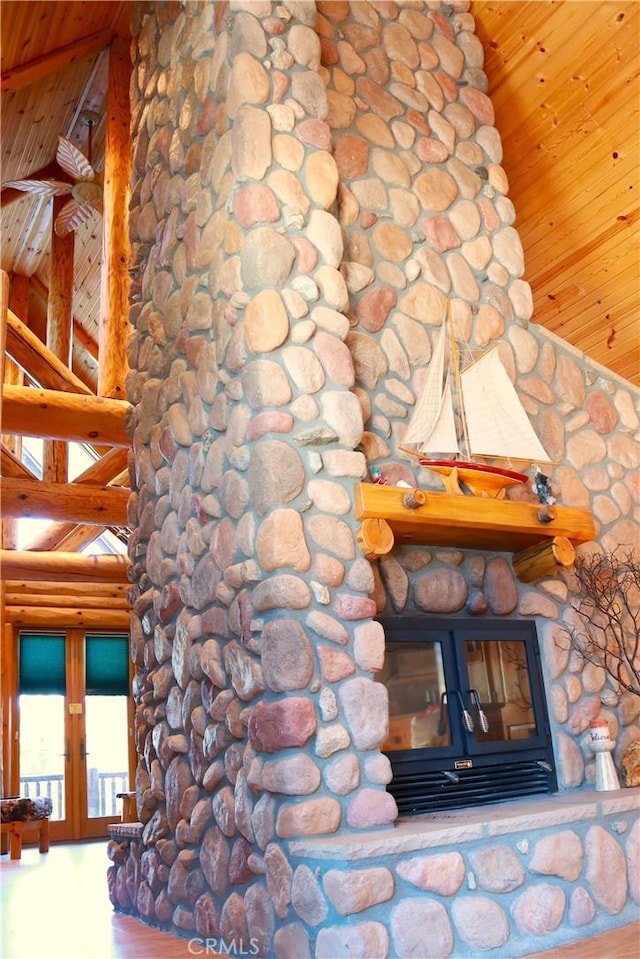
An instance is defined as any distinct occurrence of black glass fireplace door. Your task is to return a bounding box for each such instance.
[376,618,558,814]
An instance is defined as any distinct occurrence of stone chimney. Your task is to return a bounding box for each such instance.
[116,0,640,952]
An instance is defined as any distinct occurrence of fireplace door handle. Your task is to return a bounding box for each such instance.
[456,692,474,732]
[437,692,449,736]
[468,689,489,733]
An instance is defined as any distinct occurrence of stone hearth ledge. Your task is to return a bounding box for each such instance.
[287,788,640,862]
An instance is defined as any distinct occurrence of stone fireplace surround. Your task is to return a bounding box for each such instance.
[110,1,640,956]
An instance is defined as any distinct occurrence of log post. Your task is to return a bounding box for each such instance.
[44,195,76,483]
[356,518,395,559]
[5,277,28,419]
[0,622,17,804]
[2,274,26,549]
[0,270,8,424]
[47,197,75,366]
[513,536,576,583]
[98,36,131,400]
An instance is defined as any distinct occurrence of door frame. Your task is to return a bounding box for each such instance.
[3,625,135,843]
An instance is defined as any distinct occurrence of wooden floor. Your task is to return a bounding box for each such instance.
[1,840,638,959]
[1,841,197,959]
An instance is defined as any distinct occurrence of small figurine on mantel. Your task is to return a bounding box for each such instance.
[370,465,387,485]
[532,465,557,506]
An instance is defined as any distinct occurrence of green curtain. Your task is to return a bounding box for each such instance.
[19,633,66,694]
[85,634,129,696]
[19,632,129,696]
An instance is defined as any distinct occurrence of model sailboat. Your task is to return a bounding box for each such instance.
[402,312,552,498]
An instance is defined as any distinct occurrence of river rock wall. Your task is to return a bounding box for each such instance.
[114,0,640,954]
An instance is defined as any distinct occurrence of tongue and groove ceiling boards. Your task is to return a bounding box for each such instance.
[473,0,639,387]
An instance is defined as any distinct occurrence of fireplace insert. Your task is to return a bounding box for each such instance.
[375,618,557,814]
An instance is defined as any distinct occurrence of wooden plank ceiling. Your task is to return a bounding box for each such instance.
[473,0,639,387]
[0,0,638,573]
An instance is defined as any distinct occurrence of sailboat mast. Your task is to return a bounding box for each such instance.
[447,303,471,461]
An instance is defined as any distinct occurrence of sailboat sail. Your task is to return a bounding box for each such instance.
[403,322,459,455]
[462,350,551,464]
[404,318,551,468]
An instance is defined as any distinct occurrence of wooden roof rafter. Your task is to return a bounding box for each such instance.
[0,29,113,92]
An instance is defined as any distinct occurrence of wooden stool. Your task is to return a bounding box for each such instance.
[0,818,50,860]
[0,796,53,860]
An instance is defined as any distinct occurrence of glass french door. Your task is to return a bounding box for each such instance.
[18,629,132,841]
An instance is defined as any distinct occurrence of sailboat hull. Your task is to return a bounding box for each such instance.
[420,460,529,497]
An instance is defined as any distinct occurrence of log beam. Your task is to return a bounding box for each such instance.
[4,592,130,610]
[75,447,130,486]
[30,275,99,392]
[20,447,130,552]
[2,385,131,447]
[50,526,112,554]
[0,550,130,582]
[4,607,131,629]
[5,309,92,394]
[0,29,112,92]
[1,445,36,480]
[5,580,128,599]
[1,477,129,525]
[354,484,595,553]
[513,537,576,583]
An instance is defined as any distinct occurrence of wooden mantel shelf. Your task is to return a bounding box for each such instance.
[353,483,595,579]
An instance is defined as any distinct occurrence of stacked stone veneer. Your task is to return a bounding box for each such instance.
[112,0,640,955]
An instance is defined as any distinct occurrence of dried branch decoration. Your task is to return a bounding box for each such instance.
[563,547,640,698]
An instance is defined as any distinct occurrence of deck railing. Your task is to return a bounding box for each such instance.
[19,771,129,820]
[19,774,64,819]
